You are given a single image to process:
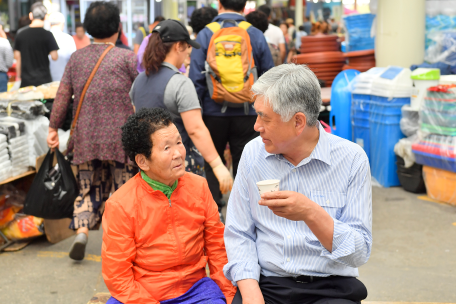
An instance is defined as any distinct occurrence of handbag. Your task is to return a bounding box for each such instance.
[67,44,114,153]
[23,149,79,219]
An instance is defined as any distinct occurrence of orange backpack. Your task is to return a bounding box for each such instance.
[204,20,258,114]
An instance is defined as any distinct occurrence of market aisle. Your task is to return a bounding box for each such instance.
[359,187,456,302]
[0,229,109,304]
[1,187,455,303]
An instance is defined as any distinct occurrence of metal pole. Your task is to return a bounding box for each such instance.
[295,0,303,27]
[127,0,133,47]
[150,0,155,22]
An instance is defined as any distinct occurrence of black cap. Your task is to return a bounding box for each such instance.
[153,19,201,49]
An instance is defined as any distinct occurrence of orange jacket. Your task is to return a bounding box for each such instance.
[102,173,236,304]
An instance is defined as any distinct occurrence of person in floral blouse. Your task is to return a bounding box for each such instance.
[47,1,138,261]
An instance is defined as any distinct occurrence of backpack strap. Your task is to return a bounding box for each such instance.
[139,27,147,38]
[206,22,221,33]
[238,21,252,31]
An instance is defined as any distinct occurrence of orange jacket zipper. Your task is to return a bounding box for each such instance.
[168,196,184,295]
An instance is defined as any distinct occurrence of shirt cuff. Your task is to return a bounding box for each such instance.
[320,218,355,260]
[223,261,261,286]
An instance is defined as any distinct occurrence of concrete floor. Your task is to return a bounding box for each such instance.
[1,186,455,304]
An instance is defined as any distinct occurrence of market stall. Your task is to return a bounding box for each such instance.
[0,82,65,251]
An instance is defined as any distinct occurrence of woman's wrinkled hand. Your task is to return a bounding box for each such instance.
[209,156,233,194]
[47,127,59,151]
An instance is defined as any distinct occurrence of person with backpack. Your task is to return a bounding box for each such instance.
[245,11,281,67]
[257,5,286,64]
[189,0,274,214]
[130,19,233,203]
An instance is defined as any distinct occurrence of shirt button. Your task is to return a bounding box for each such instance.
[292,169,296,173]
[287,258,290,262]
[287,235,291,239]
[326,199,330,204]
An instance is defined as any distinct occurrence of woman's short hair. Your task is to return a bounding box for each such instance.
[83,1,120,39]
[245,11,269,33]
[190,7,218,34]
[121,108,174,166]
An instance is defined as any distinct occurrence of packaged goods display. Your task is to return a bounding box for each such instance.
[0,100,46,120]
[35,82,60,100]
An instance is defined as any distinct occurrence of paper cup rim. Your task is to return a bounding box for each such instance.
[256,179,280,186]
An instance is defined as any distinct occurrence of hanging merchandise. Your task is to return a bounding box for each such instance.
[23,149,78,219]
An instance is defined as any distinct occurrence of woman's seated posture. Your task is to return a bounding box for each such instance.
[102,108,236,304]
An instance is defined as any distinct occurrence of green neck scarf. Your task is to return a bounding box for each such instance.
[141,171,178,199]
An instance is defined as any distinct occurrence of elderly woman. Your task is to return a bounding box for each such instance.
[47,1,138,260]
[102,108,236,304]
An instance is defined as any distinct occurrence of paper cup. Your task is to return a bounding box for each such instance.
[256,179,280,196]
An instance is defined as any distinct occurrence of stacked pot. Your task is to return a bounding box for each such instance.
[293,35,344,87]
[293,51,345,87]
[343,50,376,72]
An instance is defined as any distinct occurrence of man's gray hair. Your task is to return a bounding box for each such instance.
[31,2,47,20]
[251,63,322,126]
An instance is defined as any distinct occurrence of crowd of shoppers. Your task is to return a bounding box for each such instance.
[14,2,58,88]
[0,0,372,303]
[47,1,138,261]
[0,24,13,92]
[49,12,76,81]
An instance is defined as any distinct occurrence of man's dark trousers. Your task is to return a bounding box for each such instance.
[232,275,368,304]
[203,115,258,208]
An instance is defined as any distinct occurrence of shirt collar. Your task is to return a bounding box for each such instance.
[214,13,246,22]
[141,171,178,199]
[264,123,331,166]
[161,62,180,72]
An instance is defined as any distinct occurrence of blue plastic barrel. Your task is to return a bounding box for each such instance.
[330,70,361,140]
[369,96,410,187]
[351,94,371,160]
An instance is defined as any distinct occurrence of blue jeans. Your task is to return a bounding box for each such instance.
[106,277,226,304]
[0,72,8,93]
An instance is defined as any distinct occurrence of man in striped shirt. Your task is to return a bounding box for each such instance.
[224,64,372,304]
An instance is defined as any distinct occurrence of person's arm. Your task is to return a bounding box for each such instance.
[181,110,232,194]
[180,109,219,163]
[189,29,210,102]
[5,43,14,69]
[48,32,59,61]
[133,44,140,54]
[102,200,159,303]
[13,50,21,80]
[279,43,286,63]
[125,50,139,82]
[133,30,143,55]
[175,75,232,193]
[49,50,58,61]
[47,58,74,148]
[202,180,237,304]
[223,150,264,303]
[260,154,373,267]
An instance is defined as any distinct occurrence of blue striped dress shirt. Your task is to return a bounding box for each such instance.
[223,124,372,284]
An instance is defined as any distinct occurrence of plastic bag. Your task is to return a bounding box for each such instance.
[1,214,44,240]
[23,149,78,219]
[424,30,456,66]
[394,135,418,168]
